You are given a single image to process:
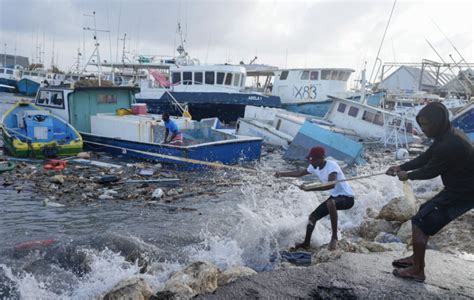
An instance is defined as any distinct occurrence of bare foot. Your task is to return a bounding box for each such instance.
[393,267,425,282]
[294,242,310,250]
[328,238,337,251]
[392,256,414,268]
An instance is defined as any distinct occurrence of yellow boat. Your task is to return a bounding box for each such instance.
[1,101,83,158]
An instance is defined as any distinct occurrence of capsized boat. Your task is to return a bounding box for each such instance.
[1,101,83,158]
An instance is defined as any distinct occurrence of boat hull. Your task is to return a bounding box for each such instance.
[1,102,83,158]
[81,132,262,170]
[17,78,40,96]
[1,131,83,158]
[137,91,282,123]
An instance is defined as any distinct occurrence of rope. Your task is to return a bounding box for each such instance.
[300,171,387,191]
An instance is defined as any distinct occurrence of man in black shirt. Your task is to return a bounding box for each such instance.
[386,102,474,282]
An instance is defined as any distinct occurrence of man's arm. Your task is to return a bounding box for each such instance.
[301,172,337,191]
[275,169,309,178]
[163,128,169,143]
[405,145,450,180]
[399,146,433,171]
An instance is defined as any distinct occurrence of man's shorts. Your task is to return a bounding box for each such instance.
[309,195,355,221]
[412,189,473,236]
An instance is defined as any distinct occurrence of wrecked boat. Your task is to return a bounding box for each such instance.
[1,101,83,158]
[34,86,263,169]
[452,101,474,141]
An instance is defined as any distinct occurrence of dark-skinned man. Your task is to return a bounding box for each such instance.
[275,146,355,251]
[386,102,474,282]
[162,112,183,146]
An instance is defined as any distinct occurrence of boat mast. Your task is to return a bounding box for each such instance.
[82,11,110,86]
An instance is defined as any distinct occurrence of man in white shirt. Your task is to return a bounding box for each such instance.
[275,146,355,251]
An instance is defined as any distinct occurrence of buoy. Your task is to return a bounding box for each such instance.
[44,159,67,171]
[395,148,409,160]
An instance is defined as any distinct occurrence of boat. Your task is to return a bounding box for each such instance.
[34,85,263,169]
[451,101,474,141]
[0,161,16,173]
[0,65,21,92]
[1,101,83,158]
[324,95,421,147]
[135,64,283,123]
[17,69,48,96]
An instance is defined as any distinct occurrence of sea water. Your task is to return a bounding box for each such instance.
[0,93,446,297]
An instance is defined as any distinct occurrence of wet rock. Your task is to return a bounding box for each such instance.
[198,251,474,299]
[357,218,400,240]
[163,261,220,299]
[103,278,153,300]
[76,152,91,159]
[358,240,392,252]
[217,266,257,286]
[377,196,415,222]
[312,248,343,265]
[396,221,412,243]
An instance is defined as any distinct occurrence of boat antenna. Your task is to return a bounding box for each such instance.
[82,11,110,86]
[431,19,468,64]
[369,0,397,84]
[115,0,123,62]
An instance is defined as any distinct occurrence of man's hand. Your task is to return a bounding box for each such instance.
[397,171,408,181]
[386,165,401,176]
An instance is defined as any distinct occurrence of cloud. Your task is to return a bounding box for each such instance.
[0,0,472,71]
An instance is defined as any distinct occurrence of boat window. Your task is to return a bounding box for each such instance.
[65,75,71,80]
[337,103,347,113]
[240,75,245,87]
[233,73,241,86]
[97,94,118,104]
[321,70,331,80]
[31,72,38,76]
[23,71,30,76]
[40,73,46,78]
[216,72,225,84]
[183,72,192,85]
[225,73,233,85]
[194,72,203,84]
[342,72,351,81]
[373,113,384,126]
[362,110,375,123]
[337,71,345,81]
[0,68,4,74]
[50,91,64,107]
[310,71,319,80]
[6,69,13,75]
[37,90,49,105]
[331,71,339,80]
[348,106,359,117]
[280,71,289,80]
[205,71,215,84]
[172,72,181,85]
[406,122,413,133]
[301,71,309,80]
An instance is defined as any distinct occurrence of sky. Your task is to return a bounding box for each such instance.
[0,0,473,82]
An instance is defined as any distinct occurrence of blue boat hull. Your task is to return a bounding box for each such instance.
[137,91,282,123]
[0,78,17,92]
[17,79,40,96]
[452,105,474,142]
[81,133,262,170]
[282,101,332,118]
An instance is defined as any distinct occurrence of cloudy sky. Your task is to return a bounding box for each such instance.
[1,0,472,81]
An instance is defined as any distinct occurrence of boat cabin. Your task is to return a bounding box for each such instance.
[325,96,418,146]
[272,68,354,104]
[168,65,246,92]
